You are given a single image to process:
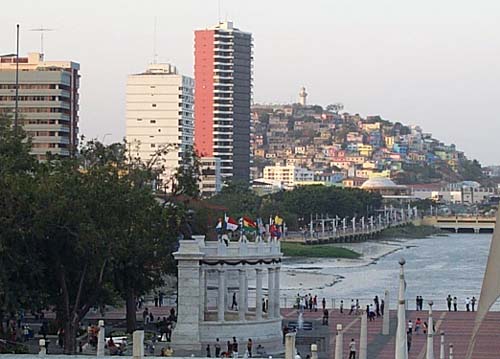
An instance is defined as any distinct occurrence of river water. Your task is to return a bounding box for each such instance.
[281,233,494,310]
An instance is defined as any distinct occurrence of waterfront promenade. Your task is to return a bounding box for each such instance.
[282,307,500,359]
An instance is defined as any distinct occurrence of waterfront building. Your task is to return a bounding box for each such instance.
[194,21,253,183]
[0,52,80,160]
[126,63,194,186]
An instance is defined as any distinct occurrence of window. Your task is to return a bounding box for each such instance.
[137,118,143,122]
[152,104,157,107]
[150,144,156,148]
[150,120,156,124]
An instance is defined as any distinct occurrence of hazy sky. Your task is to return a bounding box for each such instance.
[2,0,500,164]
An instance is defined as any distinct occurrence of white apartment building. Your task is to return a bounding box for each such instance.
[126,64,194,187]
[262,164,314,189]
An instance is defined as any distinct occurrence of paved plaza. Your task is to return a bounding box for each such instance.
[282,307,500,359]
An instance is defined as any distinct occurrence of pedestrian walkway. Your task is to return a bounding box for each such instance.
[281,308,500,359]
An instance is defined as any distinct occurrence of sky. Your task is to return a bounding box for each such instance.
[2,0,500,164]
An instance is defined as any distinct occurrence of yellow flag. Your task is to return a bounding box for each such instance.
[274,215,283,225]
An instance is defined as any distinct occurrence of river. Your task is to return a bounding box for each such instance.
[281,233,494,310]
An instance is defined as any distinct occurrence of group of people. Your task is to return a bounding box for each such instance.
[446,295,477,312]
[296,293,319,312]
[203,337,261,358]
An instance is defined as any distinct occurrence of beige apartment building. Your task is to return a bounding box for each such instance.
[0,52,80,159]
[126,63,194,187]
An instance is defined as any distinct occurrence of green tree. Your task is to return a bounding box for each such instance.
[172,149,201,198]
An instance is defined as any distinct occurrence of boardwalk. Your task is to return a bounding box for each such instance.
[282,307,500,359]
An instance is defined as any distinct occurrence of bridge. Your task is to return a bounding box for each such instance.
[422,215,496,233]
[284,207,419,244]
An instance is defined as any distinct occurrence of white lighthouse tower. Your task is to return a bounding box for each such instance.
[299,86,308,106]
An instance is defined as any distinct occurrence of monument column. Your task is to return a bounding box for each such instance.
[239,268,246,321]
[218,267,226,322]
[255,268,263,320]
[268,267,275,317]
[171,238,204,353]
[274,265,281,318]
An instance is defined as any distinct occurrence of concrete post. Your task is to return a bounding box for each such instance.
[426,301,434,359]
[285,332,296,359]
[395,258,408,359]
[97,319,105,357]
[200,268,206,322]
[218,268,226,322]
[439,332,445,359]
[359,312,367,359]
[382,289,390,335]
[256,268,263,320]
[268,267,275,317]
[334,324,343,359]
[133,330,144,359]
[311,344,318,359]
[239,268,246,321]
[38,339,46,356]
[274,266,281,318]
[449,344,454,359]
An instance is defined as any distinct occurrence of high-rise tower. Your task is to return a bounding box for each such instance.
[0,52,80,160]
[194,21,253,183]
[299,86,307,106]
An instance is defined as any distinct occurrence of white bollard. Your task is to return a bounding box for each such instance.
[97,320,105,357]
[439,332,445,359]
[382,289,390,335]
[285,332,296,359]
[359,312,367,359]
[426,301,434,359]
[133,330,145,359]
[38,339,46,356]
[334,324,344,359]
[449,344,454,359]
[311,344,318,359]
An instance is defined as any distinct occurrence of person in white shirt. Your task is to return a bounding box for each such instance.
[408,320,413,333]
[465,297,471,312]
[348,338,356,359]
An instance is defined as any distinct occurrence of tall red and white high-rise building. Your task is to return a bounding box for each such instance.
[194,21,253,183]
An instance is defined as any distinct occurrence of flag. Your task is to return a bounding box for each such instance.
[274,215,284,226]
[224,214,239,231]
[466,209,500,359]
[215,218,223,231]
[242,217,257,232]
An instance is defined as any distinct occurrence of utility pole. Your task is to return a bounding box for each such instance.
[14,24,20,135]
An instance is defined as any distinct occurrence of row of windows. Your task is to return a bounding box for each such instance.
[19,108,71,114]
[27,119,69,125]
[0,95,68,101]
[32,143,69,149]
[27,131,68,137]
[0,84,71,90]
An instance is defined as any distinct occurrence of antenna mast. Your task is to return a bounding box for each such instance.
[29,26,55,55]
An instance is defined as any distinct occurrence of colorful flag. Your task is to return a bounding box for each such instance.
[274,215,284,226]
[224,214,239,231]
[242,217,257,232]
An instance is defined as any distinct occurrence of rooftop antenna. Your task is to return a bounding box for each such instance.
[29,26,55,56]
[152,17,158,64]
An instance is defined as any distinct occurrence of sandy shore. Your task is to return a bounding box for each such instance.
[281,240,405,292]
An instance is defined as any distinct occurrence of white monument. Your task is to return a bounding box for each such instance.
[172,235,283,355]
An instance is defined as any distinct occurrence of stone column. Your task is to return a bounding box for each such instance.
[171,239,204,352]
[256,268,263,320]
[133,330,144,359]
[382,289,390,335]
[97,320,105,357]
[268,267,275,317]
[274,266,281,318]
[239,268,246,321]
[359,313,367,359]
[199,268,206,322]
[334,324,343,359]
[218,268,226,322]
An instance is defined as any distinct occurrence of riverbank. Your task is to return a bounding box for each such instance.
[281,242,361,258]
[379,223,444,239]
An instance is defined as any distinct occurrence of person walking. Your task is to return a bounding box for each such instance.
[232,337,239,357]
[232,293,238,310]
[380,299,385,316]
[471,296,477,312]
[322,308,329,325]
[215,338,221,357]
[374,295,380,317]
[415,318,422,335]
[465,297,471,312]
[453,296,458,312]
[349,299,355,315]
[322,297,326,311]
[313,295,318,312]
[416,296,419,311]
[446,295,452,311]
[340,300,344,314]
[348,338,356,359]
[407,330,412,352]
[408,320,413,333]
[247,338,253,358]
[206,344,211,357]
